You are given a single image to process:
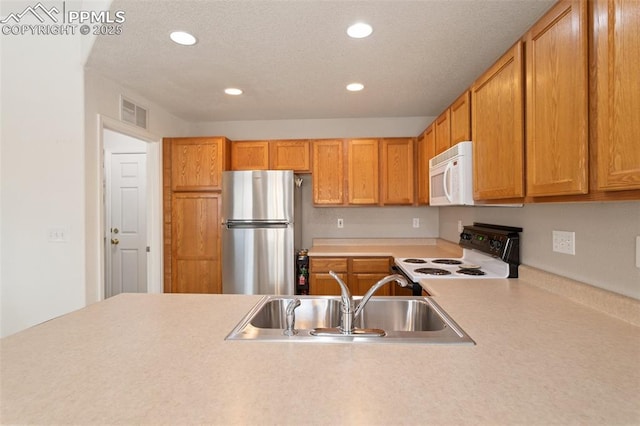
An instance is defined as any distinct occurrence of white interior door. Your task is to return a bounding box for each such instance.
[107,153,147,297]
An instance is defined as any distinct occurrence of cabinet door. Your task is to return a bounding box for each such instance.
[309,257,348,273]
[526,0,588,196]
[171,193,221,293]
[312,140,345,205]
[231,141,269,171]
[380,138,414,205]
[593,0,640,191]
[350,273,391,296]
[450,91,471,144]
[170,137,227,191]
[270,140,311,172]
[417,125,435,205]
[348,139,379,205]
[434,110,451,155]
[472,42,525,200]
[310,273,346,295]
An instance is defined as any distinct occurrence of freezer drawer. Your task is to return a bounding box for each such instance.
[222,226,294,295]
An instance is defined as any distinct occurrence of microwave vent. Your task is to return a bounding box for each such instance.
[430,141,472,168]
[120,96,148,130]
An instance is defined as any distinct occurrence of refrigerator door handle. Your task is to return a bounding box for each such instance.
[224,221,291,229]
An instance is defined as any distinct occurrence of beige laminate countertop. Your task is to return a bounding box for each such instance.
[2,280,639,424]
[306,238,462,258]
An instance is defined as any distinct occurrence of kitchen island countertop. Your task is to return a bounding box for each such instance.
[1,276,639,424]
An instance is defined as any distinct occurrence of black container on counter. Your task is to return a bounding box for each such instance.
[295,249,309,295]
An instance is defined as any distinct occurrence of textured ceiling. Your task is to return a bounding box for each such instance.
[86,0,555,123]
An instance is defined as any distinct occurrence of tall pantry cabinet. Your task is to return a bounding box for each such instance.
[163,137,230,294]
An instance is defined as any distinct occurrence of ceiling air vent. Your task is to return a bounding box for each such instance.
[120,96,148,129]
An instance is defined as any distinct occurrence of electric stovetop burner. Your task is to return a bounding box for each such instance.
[456,269,486,276]
[414,267,451,276]
[403,258,428,264]
[432,259,463,265]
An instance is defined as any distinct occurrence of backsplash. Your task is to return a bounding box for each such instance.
[439,202,640,300]
[297,175,439,249]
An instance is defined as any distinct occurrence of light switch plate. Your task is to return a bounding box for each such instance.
[337,218,344,229]
[552,230,575,255]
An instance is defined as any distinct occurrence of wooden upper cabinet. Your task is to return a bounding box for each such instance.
[593,0,640,191]
[434,110,451,155]
[526,0,588,197]
[380,138,414,205]
[312,140,345,205]
[417,125,435,205]
[347,139,379,205]
[450,91,471,144]
[231,141,269,171]
[170,137,229,191]
[270,140,311,173]
[171,192,221,294]
[472,42,525,200]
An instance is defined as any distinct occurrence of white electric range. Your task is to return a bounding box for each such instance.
[394,223,522,293]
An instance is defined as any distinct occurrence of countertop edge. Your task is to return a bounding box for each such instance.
[518,265,640,327]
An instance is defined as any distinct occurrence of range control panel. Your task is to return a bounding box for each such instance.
[459,223,523,265]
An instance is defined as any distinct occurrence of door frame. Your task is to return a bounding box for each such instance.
[98,115,163,298]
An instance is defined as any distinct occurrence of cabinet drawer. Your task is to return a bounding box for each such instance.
[309,257,348,273]
[350,257,390,273]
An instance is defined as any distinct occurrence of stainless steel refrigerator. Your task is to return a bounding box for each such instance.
[221,170,294,294]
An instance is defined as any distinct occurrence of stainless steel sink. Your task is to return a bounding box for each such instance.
[226,296,475,344]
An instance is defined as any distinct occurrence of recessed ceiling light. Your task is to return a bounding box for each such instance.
[347,22,373,39]
[170,31,197,46]
[346,83,364,92]
[224,88,243,96]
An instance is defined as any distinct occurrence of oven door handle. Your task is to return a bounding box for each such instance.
[443,162,453,203]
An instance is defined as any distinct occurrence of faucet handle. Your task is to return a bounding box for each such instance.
[328,271,352,310]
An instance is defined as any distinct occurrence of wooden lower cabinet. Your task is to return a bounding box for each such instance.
[309,256,393,296]
[170,192,221,293]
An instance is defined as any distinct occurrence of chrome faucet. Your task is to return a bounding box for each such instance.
[328,270,409,334]
[283,298,301,336]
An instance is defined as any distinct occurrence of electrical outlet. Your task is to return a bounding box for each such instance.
[636,236,640,269]
[457,220,463,233]
[337,218,344,229]
[552,230,575,255]
[412,218,420,228]
[48,228,68,243]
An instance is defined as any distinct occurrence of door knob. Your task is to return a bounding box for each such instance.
[111,238,120,245]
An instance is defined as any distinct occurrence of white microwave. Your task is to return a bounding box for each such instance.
[429,141,475,206]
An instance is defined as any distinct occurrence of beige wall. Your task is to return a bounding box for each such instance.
[297,176,439,249]
[1,1,87,337]
[189,117,433,140]
[84,70,191,305]
[439,202,640,300]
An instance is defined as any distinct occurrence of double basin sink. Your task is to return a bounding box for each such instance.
[226,295,475,344]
